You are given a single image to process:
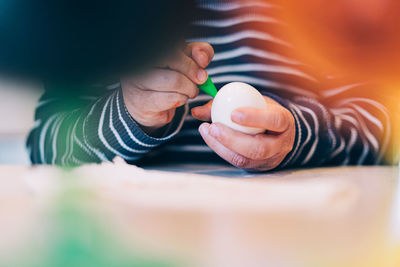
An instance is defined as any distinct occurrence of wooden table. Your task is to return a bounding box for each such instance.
[0,163,399,267]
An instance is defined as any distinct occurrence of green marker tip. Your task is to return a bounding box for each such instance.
[198,77,218,98]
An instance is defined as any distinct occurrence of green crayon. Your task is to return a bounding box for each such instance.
[198,76,218,98]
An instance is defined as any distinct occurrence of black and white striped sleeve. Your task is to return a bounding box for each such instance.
[266,81,393,169]
[27,88,188,166]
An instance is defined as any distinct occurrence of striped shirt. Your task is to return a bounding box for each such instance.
[27,0,392,168]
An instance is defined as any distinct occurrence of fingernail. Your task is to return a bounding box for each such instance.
[197,69,207,83]
[199,123,209,135]
[231,110,244,122]
[209,124,220,137]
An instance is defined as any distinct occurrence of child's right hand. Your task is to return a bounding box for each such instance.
[121,43,214,133]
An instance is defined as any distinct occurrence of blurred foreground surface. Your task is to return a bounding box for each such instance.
[0,162,399,267]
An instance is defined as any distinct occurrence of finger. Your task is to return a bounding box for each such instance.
[231,104,294,133]
[158,51,207,84]
[207,123,292,160]
[199,123,288,170]
[128,89,188,112]
[191,100,213,121]
[199,123,285,170]
[199,123,255,169]
[123,69,199,99]
[184,43,214,68]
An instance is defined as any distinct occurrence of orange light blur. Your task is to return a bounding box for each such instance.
[281,0,400,82]
[280,0,400,162]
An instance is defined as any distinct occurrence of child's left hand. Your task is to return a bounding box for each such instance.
[191,96,296,171]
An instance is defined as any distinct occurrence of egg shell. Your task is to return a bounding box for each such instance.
[211,82,267,135]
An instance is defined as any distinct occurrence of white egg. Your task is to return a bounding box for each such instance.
[211,82,267,135]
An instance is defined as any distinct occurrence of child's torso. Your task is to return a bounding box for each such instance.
[138,0,318,165]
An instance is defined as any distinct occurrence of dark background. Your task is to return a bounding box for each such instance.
[0,0,196,85]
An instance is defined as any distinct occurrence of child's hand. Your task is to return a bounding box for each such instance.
[121,43,214,132]
[191,97,295,171]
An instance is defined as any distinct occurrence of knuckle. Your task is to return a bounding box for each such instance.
[190,86,199,99]
[216,129,228,143]
[231,154,249,168]
[189,60,199,76]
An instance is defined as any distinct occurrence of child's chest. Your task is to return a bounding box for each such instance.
[189,0,291,71]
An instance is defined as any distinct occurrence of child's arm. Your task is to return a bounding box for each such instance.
[192,81,393,171]
[27,43,214,166]
[27,89,186,165]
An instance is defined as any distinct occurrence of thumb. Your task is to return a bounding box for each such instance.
[191,100,213,121]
